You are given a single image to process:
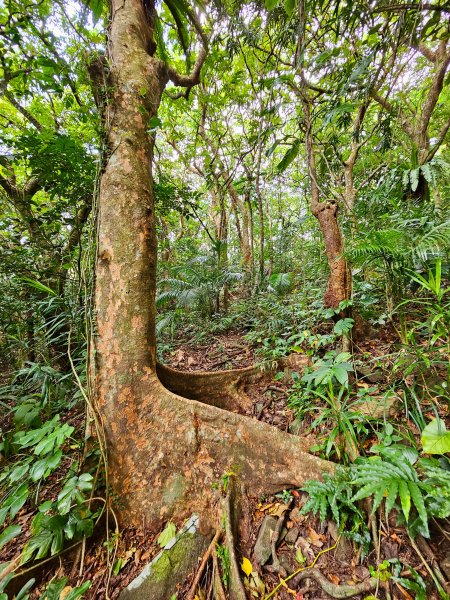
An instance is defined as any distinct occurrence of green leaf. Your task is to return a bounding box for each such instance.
[63,581,91,600]
[30,451,62,482]
[408,482,429,537]
[0,524,21,550]
[21,514,67,564]
[148,116,162,131]
[15,578,35,600]
[57,474,93,515]
[333,318,354,336]
[398,480,411,521]
[422,418,450,454]
[284,0,295,15]
[333,365,349,386]
[9,462,30,483]
[265,0,279,8]
[410,168,420,192]
[277,140,300,172]
[38,577,67,600]
[0,484,29,526]
[157,522,176,547]
[87,0,104,24]
[20,277,57,296]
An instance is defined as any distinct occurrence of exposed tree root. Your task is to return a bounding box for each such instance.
[292,569,378,598]
[212,548,228,600]
[224,480,248,600]
[101,372,334,531]
[186,528,223,600]
[156,361,262,413]
[270,500,292,577]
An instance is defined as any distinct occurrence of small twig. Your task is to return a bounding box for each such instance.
[409,534,448,597]
[416,534,449,589]
[434,518,450,542]
[78,536,86,580]
[186,528,223,600]
[0,557,21,583]
[11,542,82,580]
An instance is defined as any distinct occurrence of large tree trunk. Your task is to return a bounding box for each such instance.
[94,0,332,532]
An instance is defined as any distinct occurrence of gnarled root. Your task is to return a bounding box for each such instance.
[292,569,377,598]
[102,373,334,531]
[186,528,223,600]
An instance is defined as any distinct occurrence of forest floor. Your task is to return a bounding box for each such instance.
[2,326,450,599]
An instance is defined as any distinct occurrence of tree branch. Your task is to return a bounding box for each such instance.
[418,41,450,138]
[372,3,450,13]
[167,46,207,91]
[412,41,437,63]
[369,88,416,139]
[427,114,450,161]
[3,91,43,131]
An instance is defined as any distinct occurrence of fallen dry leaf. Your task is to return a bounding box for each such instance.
[270,503,290,517]
[307,527,324,547]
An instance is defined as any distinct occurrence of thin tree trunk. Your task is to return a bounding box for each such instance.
[255,141,265,284]
[301,90,349,309]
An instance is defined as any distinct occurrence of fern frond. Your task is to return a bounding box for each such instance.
[413,220,450,262]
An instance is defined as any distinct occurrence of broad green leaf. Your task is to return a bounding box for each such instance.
[0,484,29,526]
[63,581,91,600]
[284,0,296,15]
[277,140,300,172]
[0,524,21,550]
[398,480,411,521]
[30,451,62,482]
[21,277,57,296]
[57,474,93,515]
[265,0,279,8]
[333,318,354,336]
[410,168,420,192]
[157,522,176,547]
[422,418,450,454]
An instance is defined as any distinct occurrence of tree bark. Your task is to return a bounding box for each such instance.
[94,0,332,531]
[301,86,350,309]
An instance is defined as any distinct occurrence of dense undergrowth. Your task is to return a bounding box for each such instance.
[2,253,449,597]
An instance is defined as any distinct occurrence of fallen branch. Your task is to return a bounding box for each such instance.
[409,534,449,597]
[416,534,449,590]
[186,528,223,600]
